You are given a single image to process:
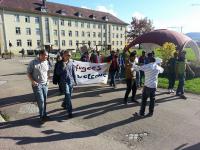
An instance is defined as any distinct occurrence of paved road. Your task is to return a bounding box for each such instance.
[0,57,200,150]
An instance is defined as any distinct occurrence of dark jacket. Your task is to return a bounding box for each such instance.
[56,60,77,85]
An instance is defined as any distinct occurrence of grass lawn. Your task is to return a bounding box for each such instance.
[158,77,200,94]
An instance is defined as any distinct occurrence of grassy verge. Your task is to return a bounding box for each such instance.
[158,77,200,94]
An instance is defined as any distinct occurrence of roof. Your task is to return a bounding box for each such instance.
[125,29,192,51]
[0,0,128,25]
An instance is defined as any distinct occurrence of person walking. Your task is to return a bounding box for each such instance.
[108,50,119,88]
[176,51,195,99]
[133,55,164,117]
[21,48,25,58]
[27,50,50,123]
[124,51,138,104]
[56,50,77,118]
[138,51,146,87]
[167,52,178,93]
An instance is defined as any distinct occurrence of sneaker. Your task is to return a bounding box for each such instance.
[146,112,153,117]
[171,89,175,93]
[180,95,187,100]
[168,89,172,93]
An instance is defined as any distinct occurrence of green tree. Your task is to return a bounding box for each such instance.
[128,17,154,41]
[157,42,177,64]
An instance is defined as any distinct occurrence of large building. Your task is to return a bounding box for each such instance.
[0,0,128,55]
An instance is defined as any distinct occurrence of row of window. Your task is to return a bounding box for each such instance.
[15,27,40,35]
[14,14,124,31]
[15,27,124,39]
[15,39,124,47]
[16,39,41,47]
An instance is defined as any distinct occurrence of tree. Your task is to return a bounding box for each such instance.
[157,42,177,64]
[128,17,154,42]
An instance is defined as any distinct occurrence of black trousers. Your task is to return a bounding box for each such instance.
[124,79,137,102]
[140,86,156,115]
[168,72,176,89]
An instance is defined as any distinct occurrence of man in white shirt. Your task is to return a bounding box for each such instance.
[133,56,164,116]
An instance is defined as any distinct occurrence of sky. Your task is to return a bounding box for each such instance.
[49,0,200,33]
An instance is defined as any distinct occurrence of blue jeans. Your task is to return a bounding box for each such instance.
[61,83,73,114]
[32,84,48,118]
[176,74,185,95]
[110,71,117,86]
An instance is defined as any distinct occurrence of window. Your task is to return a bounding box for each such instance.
[81,22,84,28]
[68,20,72,27]
[87,32,90,37]
[112,33,115,38]
[69,40,73,46]
[36,28,40,35]
[14,14,20,22]
[54,30,58,36]
[93,41,96,46]
[26,28,31,35]
[112,41,114,45]
[76,40,79,46]
[103,41,106,45]
[103,33,106,37]
[120,41,123,45]
[27,40,32,47]
[61,30,65,36]
[82,40,85,44]
[37,40,41,47]
[93,32,96,38]
[87,22,90,28]
[116,26,119,30]
[53,19,58,25]
[62,40,66,46]
[98,24,101,29]
[103,25,106,29]
[116,41,119,45]
[75,31,79,37]
[116,34,119,38]
[35,17,40,24]
[112,25,115,30]
[98,41,101,45]
[60,19,64,26]
[16,39,22,47]
[98,32,101,38]
[69,30,72,37]
[75,21,78,27]
[25,16,30,23]
[54,40,58,46]
[120,26,123,31]
[93,23,96,29]
[82,31,85,37]
[16,27,21,35]
[121,34,123,38]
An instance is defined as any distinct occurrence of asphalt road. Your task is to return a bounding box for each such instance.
[0,57,200,150]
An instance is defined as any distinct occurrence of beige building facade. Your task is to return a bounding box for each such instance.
[0,0,127,55]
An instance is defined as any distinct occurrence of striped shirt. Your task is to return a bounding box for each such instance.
[133,63,164,88]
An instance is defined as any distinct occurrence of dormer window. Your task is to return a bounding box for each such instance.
[103,16,109,21]
[89,14,96,20]
[57,9,67,15]
[75,12,83,17]
[40,6,48,13]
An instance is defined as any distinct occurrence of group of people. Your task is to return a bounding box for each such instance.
[27,48,194,123]
[27,50,76,123]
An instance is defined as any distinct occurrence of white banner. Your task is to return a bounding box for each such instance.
[73,61,110,85]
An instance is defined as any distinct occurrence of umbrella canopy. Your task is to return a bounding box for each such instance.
[125,29,200,60]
